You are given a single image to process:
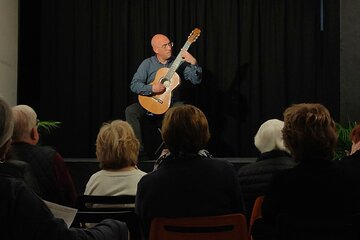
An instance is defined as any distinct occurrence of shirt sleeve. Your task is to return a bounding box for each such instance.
[130,59,153,95]
[11,180,126,240]
[183,63,202,85]
[10,180,77,240]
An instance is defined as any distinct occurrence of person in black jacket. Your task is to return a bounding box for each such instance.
[9,104,77,207]
[238,119,296,221]
[135,105,244,240]
[252,103,360,240]
[0,96,127,240]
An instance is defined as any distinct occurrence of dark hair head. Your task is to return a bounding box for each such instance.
[282,103,337,162]
[161,105,210,154]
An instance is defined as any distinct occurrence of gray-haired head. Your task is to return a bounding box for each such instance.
[254,119,289,154]
[12,105,38,142]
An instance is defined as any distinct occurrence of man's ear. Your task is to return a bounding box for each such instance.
[30,128,40,145]
[30,128,39,142]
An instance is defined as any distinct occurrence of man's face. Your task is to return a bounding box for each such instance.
[153,35,173,60]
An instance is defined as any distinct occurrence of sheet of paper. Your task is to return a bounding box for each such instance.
[44,200,78,228]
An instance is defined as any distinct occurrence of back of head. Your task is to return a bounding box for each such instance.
[254,119,288,154]
[0,97,14,149]
[96,120,140,170]
[350,123,360,144]
[161,105,210,154]
[12,105,37,142]
[282,103,337,162]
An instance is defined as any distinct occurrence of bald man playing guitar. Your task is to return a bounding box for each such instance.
[125,30,202,156]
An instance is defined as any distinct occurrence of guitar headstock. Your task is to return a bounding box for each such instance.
[187,28,201,43]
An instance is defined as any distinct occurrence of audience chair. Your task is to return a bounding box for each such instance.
[72,195,139,240]
[249,195,264,238]
[149,213,249,240]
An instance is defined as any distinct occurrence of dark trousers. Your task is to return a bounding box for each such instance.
[125,101,184,149]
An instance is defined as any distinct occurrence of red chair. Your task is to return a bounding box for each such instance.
[149,213,249,240]
[249,196,264,239]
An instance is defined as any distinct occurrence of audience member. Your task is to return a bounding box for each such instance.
[85,120,146,198]
[349,123,360,155]
[338,123,360,181]
[237,119,296,220]
[252,103,360,240]
[9,105,77,206]
[135,105,244,240]
[0,96,127,240]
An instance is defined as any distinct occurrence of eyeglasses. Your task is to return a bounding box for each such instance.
[160,42,174,49]
[36,119,40,127]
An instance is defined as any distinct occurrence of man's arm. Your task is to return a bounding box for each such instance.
[11,179,125,240]
[130,60,153,95]
[183,64,202,84]
[181,51,202,85]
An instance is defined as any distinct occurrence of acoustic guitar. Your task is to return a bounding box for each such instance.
[138,28,201,114]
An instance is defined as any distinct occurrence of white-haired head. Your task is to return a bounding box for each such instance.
[12,105,38,143]
[254,119,289,154]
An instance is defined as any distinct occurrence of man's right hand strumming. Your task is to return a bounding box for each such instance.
[152,82,166,93]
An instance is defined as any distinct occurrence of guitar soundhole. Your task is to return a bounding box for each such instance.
[161,78,171,88]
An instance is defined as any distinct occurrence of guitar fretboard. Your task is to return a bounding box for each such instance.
[164,41,192,80]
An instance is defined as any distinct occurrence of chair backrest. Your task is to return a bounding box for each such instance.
[249,196,264,234]
[72,195,139,240]
[76,194,136,209]
[149,213,249,240]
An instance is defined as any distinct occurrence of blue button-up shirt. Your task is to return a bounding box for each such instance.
[130,55,202,96]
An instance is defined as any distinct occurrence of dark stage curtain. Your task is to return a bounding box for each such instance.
[18,0,339,158]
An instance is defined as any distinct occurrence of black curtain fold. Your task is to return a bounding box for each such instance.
[18,0,339,158]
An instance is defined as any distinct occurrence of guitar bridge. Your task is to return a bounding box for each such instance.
[151,97,163,104]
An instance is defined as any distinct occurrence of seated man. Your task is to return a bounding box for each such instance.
[8,105,77,206]
[0,96,127,240]
[125,33,202,156]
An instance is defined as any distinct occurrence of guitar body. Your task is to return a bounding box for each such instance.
[138,67,180,115]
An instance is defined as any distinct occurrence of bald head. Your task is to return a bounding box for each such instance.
[151,34,173,62]
[151,34,170,48]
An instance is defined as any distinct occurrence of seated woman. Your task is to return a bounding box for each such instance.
[84,120,146,201]
[252,103,360,240]
[238,119,296,221]
[135,105,245,240]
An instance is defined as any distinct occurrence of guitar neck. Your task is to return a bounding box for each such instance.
[165,41,193,79]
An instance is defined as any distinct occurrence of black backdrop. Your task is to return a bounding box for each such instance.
[18,0,339,158]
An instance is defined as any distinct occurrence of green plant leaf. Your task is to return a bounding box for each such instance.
[334,121,357,160]
[37,121,61,135]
